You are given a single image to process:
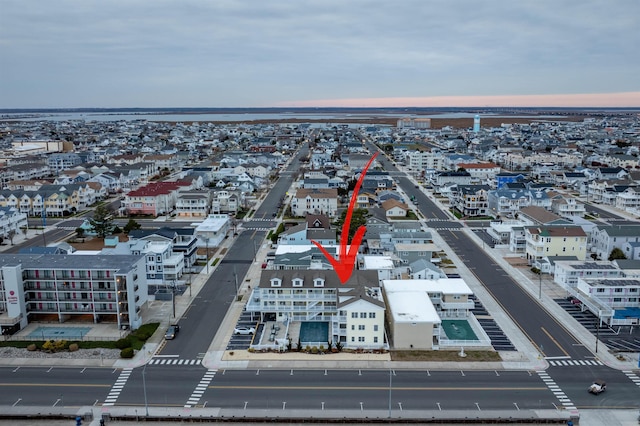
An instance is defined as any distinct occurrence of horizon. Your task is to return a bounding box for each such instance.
[1,2,638,109]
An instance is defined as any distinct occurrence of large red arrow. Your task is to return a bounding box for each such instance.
[312,152,379,284]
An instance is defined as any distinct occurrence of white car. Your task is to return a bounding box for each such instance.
[234,326,255,335]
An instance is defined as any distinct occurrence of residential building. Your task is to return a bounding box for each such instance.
[0,254,147,336]
[290,188,338,217]
[381,279,489,350]
[525,225,588,264]
[245,270,386,349]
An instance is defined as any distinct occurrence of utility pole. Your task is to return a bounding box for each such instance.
[206,238,209,274]
[234,265,239,296]
[538,269,542,299]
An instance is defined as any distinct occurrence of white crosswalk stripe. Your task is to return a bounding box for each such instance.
[548,359,603,367]
[184,369,217,408]
[622,370,640,388]
[148,358,202,366]
[536,371,576,411]
[103,368,132,406]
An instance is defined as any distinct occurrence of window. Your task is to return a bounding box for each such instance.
[358,325,365,331]
[351,325,355,330]
[292,279,303,287]
[368,312,376,318]
[358,336,365,342]
[360,312,366,318]
[351,336,355,342]
[614,288,623,293]
[270,279,281,287]
[374,325,378,332]
[596,288,605,293]
[374,336,378,343]
[351,312,358,318]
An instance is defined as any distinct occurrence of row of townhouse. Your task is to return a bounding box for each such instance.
[0,183,106,217]
[0,254,147,337]
[123,179,202,216]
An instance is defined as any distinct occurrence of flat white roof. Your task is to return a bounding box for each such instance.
[383,278,472,295]
[385,290,440,323]
[362,255,394,270]
[275,244,339,256]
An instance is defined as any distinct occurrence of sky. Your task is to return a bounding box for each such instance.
[1,0,639,109]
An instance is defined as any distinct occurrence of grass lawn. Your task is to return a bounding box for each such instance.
[391,350,502,362]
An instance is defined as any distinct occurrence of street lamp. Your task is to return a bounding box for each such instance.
[142,363,149,417]
[388,368,392,419]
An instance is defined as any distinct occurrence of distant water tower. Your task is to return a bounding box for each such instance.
[473,115,481,133]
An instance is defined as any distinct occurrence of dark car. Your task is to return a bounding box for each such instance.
[164,324,180,340]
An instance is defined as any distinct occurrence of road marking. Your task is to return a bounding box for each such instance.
[540,327,570,357]
[103,368,132,406]
[184,369,217,408]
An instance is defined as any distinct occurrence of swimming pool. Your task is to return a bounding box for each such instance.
[28,327,92,340]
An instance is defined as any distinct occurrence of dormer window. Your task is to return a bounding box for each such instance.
[292,278,303,287]
[313,278,325,287]
[270,278,282,287]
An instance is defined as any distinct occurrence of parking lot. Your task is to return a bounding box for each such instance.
[555,298,640,352]
[226,311,261,350]
[470,295,516,352]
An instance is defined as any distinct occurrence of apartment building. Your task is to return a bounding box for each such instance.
[0,254,147,336]
[245,270,386,349]
[290,188,338,217]
[553,260,623,292]
[576,277,640,326]
[382,279,488,350]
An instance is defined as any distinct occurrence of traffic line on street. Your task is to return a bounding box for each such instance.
[536,371,576,411]
[184,369,217,408]
[547,359,604,367]
[103,368,132,406]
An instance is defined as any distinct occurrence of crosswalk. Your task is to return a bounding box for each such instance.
[185,369,217,408]
[547,358,604,367]
[623,370,640,389]
[536,370,576,411]
[147,358,202,366]
[103,367,132,406]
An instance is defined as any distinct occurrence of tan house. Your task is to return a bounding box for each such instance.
[381,199,408,218]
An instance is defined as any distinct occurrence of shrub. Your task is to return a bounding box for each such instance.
[68,343,79,352]
[42,339,67,353]
[311,346,318,354]
[305,345,311,353]
[120,347,134,358]
[115,337,131,349]
[27,343,37,351]
[319,345,325,352]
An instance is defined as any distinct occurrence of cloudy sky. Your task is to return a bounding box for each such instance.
[1,0,639,108]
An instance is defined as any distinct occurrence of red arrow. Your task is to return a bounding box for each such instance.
[312,152,379,284]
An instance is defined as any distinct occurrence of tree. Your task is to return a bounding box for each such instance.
[608,247,627,261]
[89,205,115,239]
[333,208,370,244]
[123,219,141,234]
[75,227,85,241]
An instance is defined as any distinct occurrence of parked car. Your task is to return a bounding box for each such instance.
[588,379,606,394]
[164,324,180,340]
[234,326,256,335]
